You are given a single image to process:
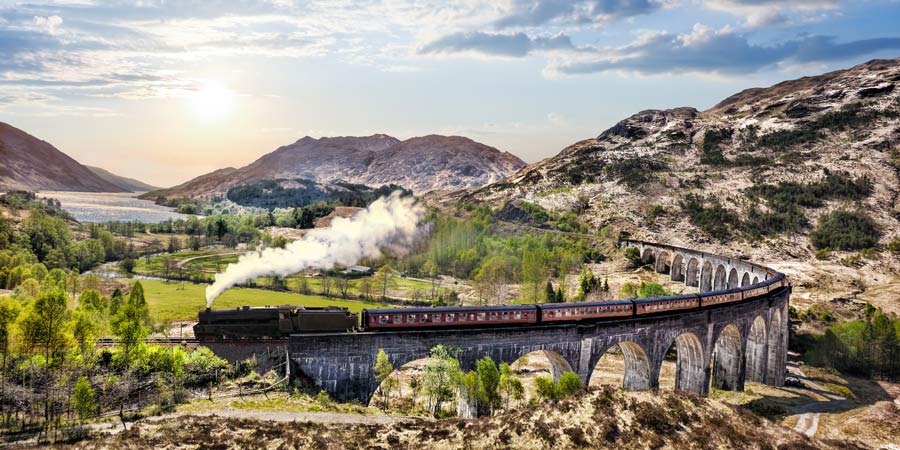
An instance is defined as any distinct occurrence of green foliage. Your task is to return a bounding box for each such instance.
[476,356,501,415]
[226,178,411,210]
[110,281,151,366]
[576,267,601,301]
[700,127,732,165]
[533,371,583,400]
[498,362,524,410]
[423,345,462,418]
[556,372,583,397]
[623,246,642,268]
[804,307,900,380]
[809,210,881,251]
[373,349,397,410]
[19,287,70,359]
[756,102,889,150]
[887,236,900,253]
[182,346,231,386]
[604,158,668,188]
[0,297,21,356]
[814,248,832,260]
[679,194,741,239]
[743,171,873,236]
[71,376,97,422]
[518,201,551,223]
[621,281,671,299]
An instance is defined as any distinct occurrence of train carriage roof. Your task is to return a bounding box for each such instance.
[632,293,700,305]
[539,299,633,309]
[364,305,538,315]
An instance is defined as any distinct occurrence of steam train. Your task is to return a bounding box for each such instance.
[194,273,790,341]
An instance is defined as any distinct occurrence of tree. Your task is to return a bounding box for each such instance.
[498,362,524,410]
[423,259,439,301]
[373,349,396,410]
[555,286,565,303]
[556,372,583,397]
[20,287,70,361]
[0,297,21,369]
[71,303,102,357]
[624,247,642,268]
[373,263,398,300]
[545,280,556,303]
[108,288,124,316]
[296,276,311,295]
[111,281,151,366]
[335,277,353,298]
[534,375,556,400]
[476,356,500,415]
[357,277,374,300]
[423,345,462,417]
[71,376,96,424]
[319,276,334,297]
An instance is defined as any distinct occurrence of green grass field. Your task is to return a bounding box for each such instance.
[133,279,388,324]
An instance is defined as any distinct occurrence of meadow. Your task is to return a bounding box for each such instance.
[135,278,387,325]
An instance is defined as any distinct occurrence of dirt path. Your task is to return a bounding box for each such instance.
[90,409,421,437]
[787,364,850,437]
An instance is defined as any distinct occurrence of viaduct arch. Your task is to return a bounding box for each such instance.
[287,240,791,403]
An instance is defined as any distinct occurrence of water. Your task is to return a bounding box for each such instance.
[37,191,191,223]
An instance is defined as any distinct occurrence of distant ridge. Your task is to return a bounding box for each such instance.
[86,166,159,192]
[142,134,525,200]
[0,122,126,193]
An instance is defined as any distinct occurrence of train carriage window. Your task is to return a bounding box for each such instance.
[394,314,402,323]
[502,311,509,320]
[408,315,416,323]
[477,312,486,321]
[379,315,388,324]
[515,311,522,320]
[432,314,441,322]
[420,315,427,323]
[459,314,467,322]
[490,312,498,320]
[447,314,454,323]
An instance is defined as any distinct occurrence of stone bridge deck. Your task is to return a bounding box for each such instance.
[287,240,790,403]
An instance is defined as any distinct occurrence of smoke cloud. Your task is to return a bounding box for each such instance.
[205,192,425,307]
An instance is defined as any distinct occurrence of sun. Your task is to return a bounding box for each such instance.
[187,82,236,121]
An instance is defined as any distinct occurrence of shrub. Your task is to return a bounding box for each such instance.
[556,372,583,397]
[814,248,831,260]
[679,194,741,239]
[809,210,881,251]
[888,236,900,253]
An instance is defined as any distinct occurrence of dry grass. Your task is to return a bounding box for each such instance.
[27,388,858,450]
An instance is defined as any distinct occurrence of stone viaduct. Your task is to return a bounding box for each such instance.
[284,240,790,404]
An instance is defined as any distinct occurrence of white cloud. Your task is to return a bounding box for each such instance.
[33,15,63,35]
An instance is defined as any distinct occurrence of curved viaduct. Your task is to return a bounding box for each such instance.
[289,240,790,403]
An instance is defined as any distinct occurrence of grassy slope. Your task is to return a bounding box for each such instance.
[137,279,387,324]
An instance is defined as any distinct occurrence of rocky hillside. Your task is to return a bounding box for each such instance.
[86,166,158,192]
[144,134,524,200]
[464,59,900,262]
[0,122,126,193]
[37,388,860,450]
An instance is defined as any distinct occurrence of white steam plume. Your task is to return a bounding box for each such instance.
[205,192,424,307]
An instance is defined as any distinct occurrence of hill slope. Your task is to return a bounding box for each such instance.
[86,166,159,192]
[143,134,525,200]
[0,122,126,193]
[465,59,900,259]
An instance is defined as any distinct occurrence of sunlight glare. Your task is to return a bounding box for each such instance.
[187,82,236,121]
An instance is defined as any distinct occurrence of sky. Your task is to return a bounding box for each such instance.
[1,0,899,187]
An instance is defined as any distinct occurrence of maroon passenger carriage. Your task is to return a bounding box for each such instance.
[363,305,538,330]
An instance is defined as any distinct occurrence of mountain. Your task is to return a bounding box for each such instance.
[142,134,525,201]
[86,166,159,192]
[462,59,900,262]
[0,122,126,193]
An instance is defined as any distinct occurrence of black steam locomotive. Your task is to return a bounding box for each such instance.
[194,305,358,340]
